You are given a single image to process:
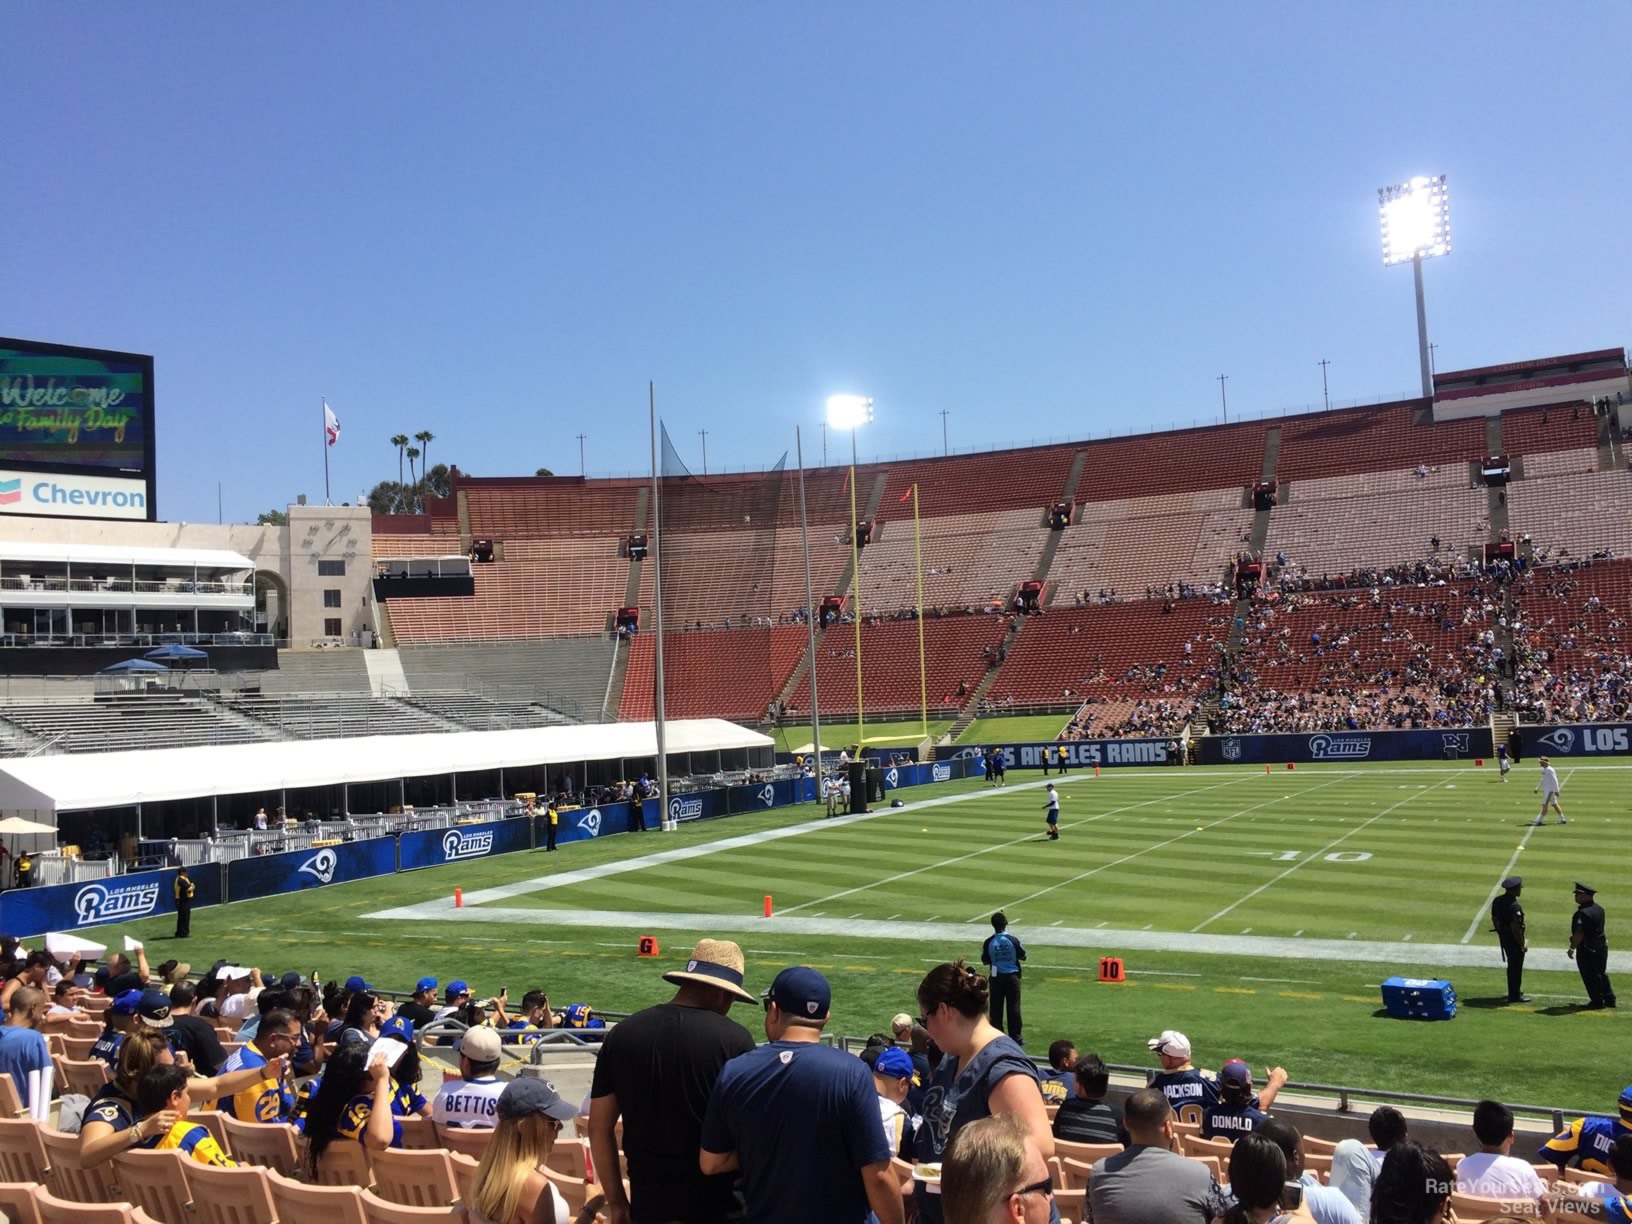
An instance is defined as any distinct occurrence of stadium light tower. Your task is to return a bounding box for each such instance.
[1378,175,1451,400]
[826,394,873,749]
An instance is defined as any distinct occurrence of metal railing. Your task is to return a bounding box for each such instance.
[0,632,278,649]
[0,577,253,597]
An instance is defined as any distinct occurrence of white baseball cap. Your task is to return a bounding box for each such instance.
[1147,1030,1192,1060]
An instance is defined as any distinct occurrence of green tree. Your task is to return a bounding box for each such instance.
[535,467,554,477]
[255,508,288,526]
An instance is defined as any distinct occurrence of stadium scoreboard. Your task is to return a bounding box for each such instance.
[0,336,156,521]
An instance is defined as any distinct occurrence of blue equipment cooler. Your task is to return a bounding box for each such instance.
[1380,976,1456,1020]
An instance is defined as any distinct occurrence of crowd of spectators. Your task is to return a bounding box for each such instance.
[1509,556,1632,724]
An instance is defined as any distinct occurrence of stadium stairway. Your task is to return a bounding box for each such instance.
[1030,448,1089,596]
[603,635,630,721]
[198,692,289,741]
[1598,408,1622,470]
[945,615,1027,742]
[1486,415,1511,539]
[773,623,825,717]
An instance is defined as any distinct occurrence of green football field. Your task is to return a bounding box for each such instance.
[110,760,1628,1111]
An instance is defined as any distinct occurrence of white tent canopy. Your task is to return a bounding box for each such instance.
[0,540,255,572]
[0,719,772,819]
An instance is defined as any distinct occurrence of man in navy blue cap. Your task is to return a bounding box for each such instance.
[90,990,142,1066]
[590,939,756,1224]
[701,967,904,1224]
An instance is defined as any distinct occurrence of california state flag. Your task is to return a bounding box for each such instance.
[324,401,341,446]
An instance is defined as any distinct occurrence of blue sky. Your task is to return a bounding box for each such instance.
[5,3,1628,523]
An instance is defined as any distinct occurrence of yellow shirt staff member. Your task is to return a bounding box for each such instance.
[173,866,196,939]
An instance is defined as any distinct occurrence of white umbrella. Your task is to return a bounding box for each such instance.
[0,817,55,836]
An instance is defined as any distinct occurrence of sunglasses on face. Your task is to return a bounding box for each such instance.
[1010,1175,1053,1200]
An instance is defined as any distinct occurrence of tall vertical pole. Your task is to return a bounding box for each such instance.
[577,433,587,477]
[821,423,828,468]
[849,431,865,748]
[1413,254,1433,399]
[648,384,671,831]
[1318,359,1331,410]
[699,430,709,475]
[1217,375,1229,423]
[912,483,927,740]
[321,398,331,502]
[795,427,823,795]
[939,410,949,456]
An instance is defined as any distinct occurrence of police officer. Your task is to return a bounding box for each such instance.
[1491,876,1528,1003]
[1569,883,1615,1009]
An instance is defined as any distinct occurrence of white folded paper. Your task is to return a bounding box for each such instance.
[219,964,254,982]
[123,936,143,954]
[368,1036,407,1071]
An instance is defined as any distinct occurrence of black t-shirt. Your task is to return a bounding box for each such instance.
[170,1014,227,1077]
[103,972,143,996]
[589,1002,755,1223]
[396,1000,437,1029]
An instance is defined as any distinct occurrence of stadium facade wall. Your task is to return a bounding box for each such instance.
[1197,728,1493,766]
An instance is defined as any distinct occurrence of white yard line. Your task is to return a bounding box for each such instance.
[1459,767,1575,944]
[778,774,1254,917]
[1190,774,1459,933]
[971,774,1352,920]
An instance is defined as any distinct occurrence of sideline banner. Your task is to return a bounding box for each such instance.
[226,838,398,903]
[398,818,531,872]
[1516,724,1631,758]
[1197,727,1492,766]
[943,740,1180,770]
[0,864,223,938]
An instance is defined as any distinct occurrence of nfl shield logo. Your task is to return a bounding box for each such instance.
[1221,738,1242,762]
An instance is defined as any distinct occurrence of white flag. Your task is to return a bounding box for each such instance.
[324,401,341,446]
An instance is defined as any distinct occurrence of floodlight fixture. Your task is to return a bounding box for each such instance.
[825,394,874,430]
[1379,175,1450,266]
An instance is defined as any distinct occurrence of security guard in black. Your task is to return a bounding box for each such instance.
[1491,876,1528,1003]
[1569,882,1615,1010]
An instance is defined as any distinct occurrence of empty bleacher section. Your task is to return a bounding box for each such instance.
[396,639,615,721]
[1220,581,1498,733]
[226,692,453,739]
[0,699,276,755]
[619,626,808,721]
[1508,469,1632,559]
[1276,402,1483,480]
[462,479,636,537]
[985,599,1228,734]
[856,508,1048,614]
[1501,401,1601,458]
[257,649,372,694]
[1265,480,1490,576]
[878,446,1076,515]
[399,690,568,730]
[785,615,1009,717]
[1510,558,1632,723]
[1048,488,1251,599]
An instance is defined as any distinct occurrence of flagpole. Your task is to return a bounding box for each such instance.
[795,427,823,798]
[848,443,864,749]
[649,382,672,832]
[322,398,331,504]
[913,483,927,741]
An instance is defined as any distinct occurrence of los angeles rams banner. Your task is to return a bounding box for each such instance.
[225,837,398,904]
[398,817,531,872]
[0,865,222,939]
[947,739,1182,770]
[1197,727,1493,766]
[1515,723,1632,758]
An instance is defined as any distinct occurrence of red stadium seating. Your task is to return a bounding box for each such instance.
[785,616,1010,717]
[619,627,808,721]
[1277,403,1482,482]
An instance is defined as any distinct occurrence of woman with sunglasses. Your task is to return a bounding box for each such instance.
[913,961,1055,1224]
[470,1078,605,1224]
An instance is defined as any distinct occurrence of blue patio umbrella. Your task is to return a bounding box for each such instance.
[100,658,171,673]
[144,644,209,661]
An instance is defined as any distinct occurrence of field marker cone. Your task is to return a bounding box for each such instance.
[1093,763,1100,778]
[454,888,463,908]
[1475,758,1484,766]
[764,895,773,918]
[1265,763,1271,775]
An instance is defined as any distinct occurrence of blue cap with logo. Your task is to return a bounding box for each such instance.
[381,1015,414,1043]
[761,966,831,1023]
[111,990,143,1016]
[874,1047,914,1079]
[415,977,438,994]
[344,975,370,993]
[446,980,470,1000]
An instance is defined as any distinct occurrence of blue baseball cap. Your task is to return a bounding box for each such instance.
[761,966,831,1023]
[874,1047,914,1079]
[111,990,143,1016]
[344,975,370,993]
[446,980,470,1000]
[381,1015,414,1043]
[277,972,302,990]
[414,977,438,994]
[1618,1085,1632,1116]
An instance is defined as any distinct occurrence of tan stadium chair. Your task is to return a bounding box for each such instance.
[0,1180,45,1224]
[359,1187,464,1223]
[313,1140,376,1188]
[370,1148,457,1207]
[60,1036,99,1062]
[1052,1139,1121,1166]
[1058,1156,1095,1192]
[188,1111,233,1156]
[1181,1134,1233,1162]
[435,1125,492,1160]
[38,1125,120,1203]
[1564,1167,1612,1187]
[0,1072,28,1118]
[1044,1102,1061,1121]
[81,997,112,1015]
[35,1186,162,1224]
[1448,1190,1542,1218]
[220,1119,301,1176]
[112,1148,194,1224]
[1302,1151,1334,1180]
[64,1020,104,1041]
[1171,1120,1201,1139]
[180,1162,278,1224]
[448,1153,478,1206]
[266,1171,369,1224]
[396,1116,439,1150]
[1301,1135,1339,1155]
[57,1057,112,1097]
[46,1035,66,1060]
[1441,1153,1465,1171]
[1188,1154,1223,1183]
[0,1117,51,1181]
[212,1027,237,1046]
[545,1137,588,1179]
[1054,1187,1086,1221]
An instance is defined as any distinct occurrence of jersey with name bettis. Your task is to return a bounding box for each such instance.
[432,1076,507,1128]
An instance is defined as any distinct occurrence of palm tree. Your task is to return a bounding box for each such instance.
[414,430,434,482]
[406,446,420,493]
[391,434,409,488]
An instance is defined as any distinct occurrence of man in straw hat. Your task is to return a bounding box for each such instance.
[589,938,757,1224]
